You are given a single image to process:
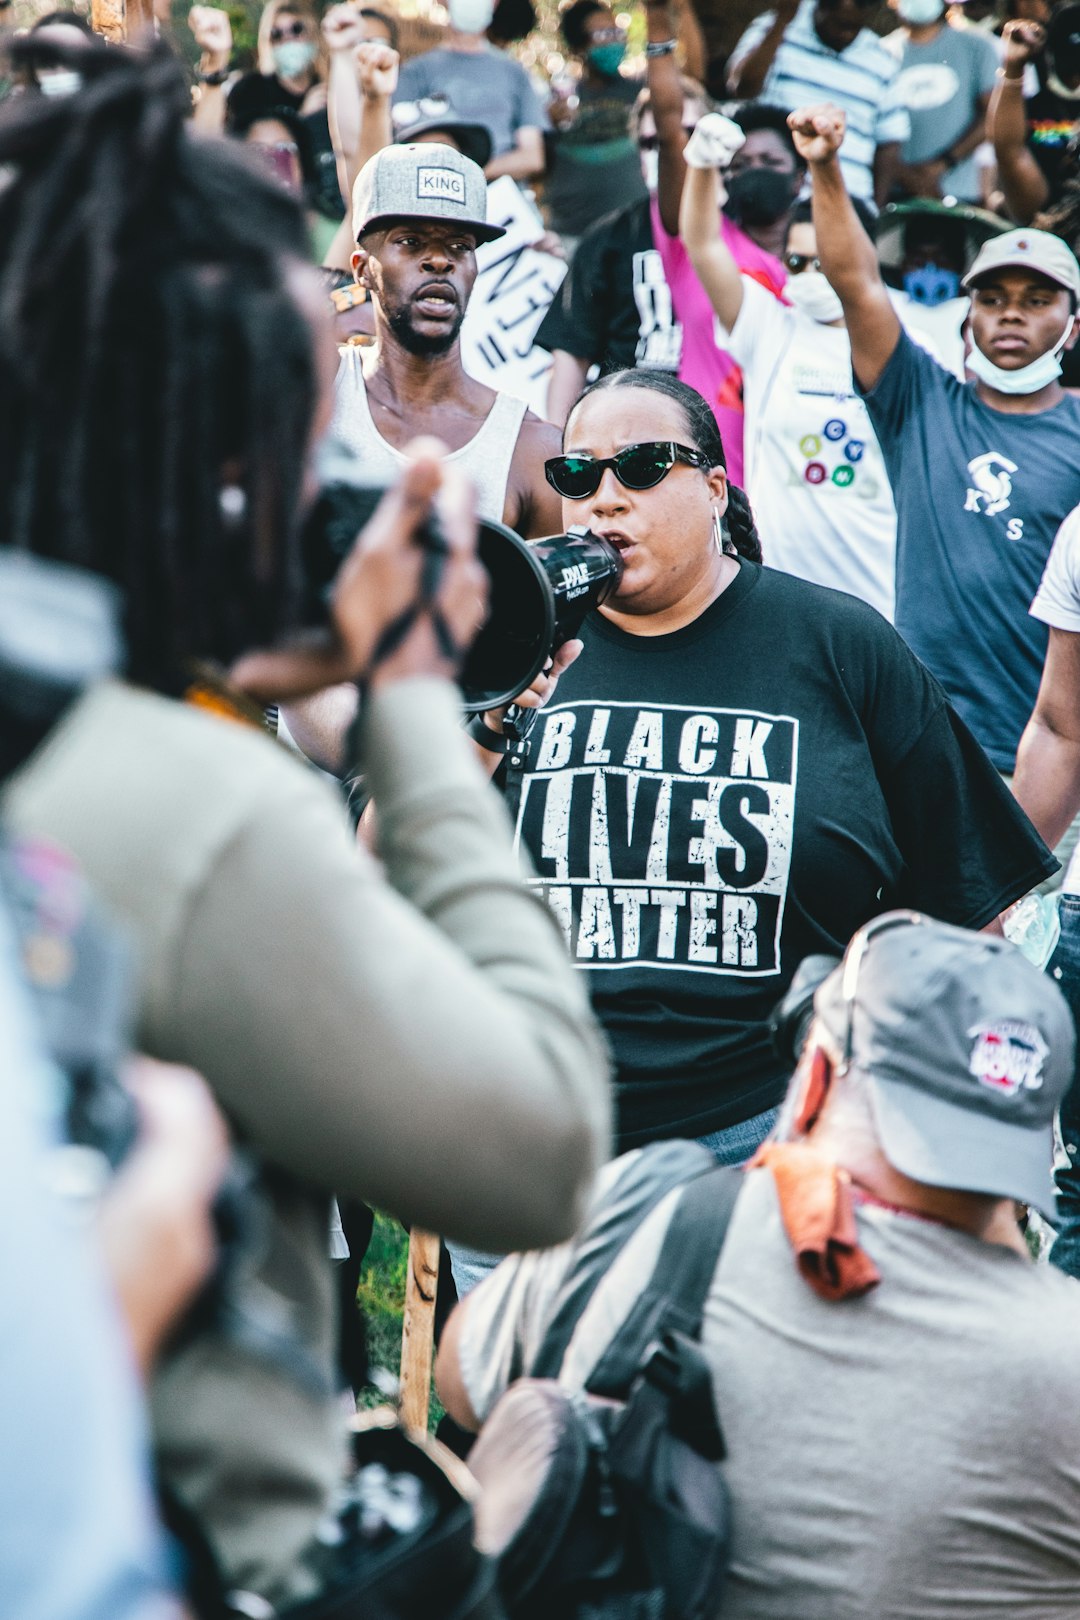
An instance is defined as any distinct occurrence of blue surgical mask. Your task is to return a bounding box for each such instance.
[588,41,626,75]
[272,40,316,79]
[903,263,961,307]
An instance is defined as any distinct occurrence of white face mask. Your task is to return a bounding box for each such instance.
[785,270,844,326]
[967,310,1075,395]
[272,40,316,79]
[37,67,83,98]
[447,0,495,32]
[897,0,944,22]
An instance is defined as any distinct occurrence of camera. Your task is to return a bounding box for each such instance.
[304,442,625,712]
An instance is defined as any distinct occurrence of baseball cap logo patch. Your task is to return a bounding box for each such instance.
[417,167,466,204]
[967,1020,1048,1096]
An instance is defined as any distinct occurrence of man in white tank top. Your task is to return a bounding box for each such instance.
[287,142,564,769]
[334,141,562,537]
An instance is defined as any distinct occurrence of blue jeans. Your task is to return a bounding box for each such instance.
[447,1104,781,1298]
[1048,896,1080,1278]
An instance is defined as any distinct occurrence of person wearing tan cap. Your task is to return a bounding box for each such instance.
[788,104,1080,843]
[438,911,1080,1618]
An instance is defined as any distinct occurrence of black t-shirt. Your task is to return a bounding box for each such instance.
[509,563,1055,1148]
[533,196,681,374]
[226,72,343,220]
[1024,65,1080,201]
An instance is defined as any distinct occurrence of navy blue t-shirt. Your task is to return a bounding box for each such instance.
[859,331,1080,771]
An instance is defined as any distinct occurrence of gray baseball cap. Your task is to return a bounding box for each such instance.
[351,141,505,245]
[813,912,1074,1218]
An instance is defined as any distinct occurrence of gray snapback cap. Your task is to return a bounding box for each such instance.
[351,141,505,245]
[814,913,1074,1218]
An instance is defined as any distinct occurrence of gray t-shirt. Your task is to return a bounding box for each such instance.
[891,22,998,201]
[459,1158,1080,1619]
[393,46,547,158]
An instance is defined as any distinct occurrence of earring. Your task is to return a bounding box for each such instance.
[219,484,247,529]
[711,505,724,555]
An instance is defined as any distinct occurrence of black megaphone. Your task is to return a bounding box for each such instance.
[303,457,623,714]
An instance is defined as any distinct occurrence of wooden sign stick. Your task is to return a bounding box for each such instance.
[399,1229,440,1433]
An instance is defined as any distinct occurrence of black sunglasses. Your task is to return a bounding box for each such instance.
[545,441,712,500]
[270,19,309,41]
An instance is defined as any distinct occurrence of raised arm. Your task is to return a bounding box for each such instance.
[1012,627,1080,851]
[679,114,749,334]
[989,20,1049,224]
[791,104,901,391]
[188,6,232,137]
[727,0,798,99]
[672,0,707,83]
[645,0,690,237]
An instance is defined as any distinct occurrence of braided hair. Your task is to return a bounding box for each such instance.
[0,38,318,690]
[567,370,764,563]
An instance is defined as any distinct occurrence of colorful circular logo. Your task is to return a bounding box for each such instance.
[844,439,865,464]
[799,434,823,458]
[832,465,855,488]
[805,462,827,485]
[824,418,847,442]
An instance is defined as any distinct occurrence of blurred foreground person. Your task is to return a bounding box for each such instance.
[439,914,1080,1618]
[0,39,610,1612]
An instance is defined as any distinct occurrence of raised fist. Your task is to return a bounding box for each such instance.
[188,4,232,69]
[323,3,366,54]
[787,104,846,165]
[1001,18,1044,70]
[356,39,399,100]
[682,113,746,172]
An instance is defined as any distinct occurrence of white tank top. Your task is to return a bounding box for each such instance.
[332,347,529,524]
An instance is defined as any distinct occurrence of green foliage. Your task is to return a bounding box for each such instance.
[356,1211,444,1429]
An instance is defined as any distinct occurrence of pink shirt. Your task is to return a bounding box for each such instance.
[650,198,786,489]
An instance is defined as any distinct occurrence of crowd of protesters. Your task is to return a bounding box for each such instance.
[9,0,1080,1615]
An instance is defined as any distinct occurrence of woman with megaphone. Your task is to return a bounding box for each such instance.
[448,366,1056,1294]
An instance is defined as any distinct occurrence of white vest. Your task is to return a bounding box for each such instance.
[333,347,528,524]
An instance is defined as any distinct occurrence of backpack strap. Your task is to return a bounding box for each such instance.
[585,1163,742,1401]
[529,1140,716,1381]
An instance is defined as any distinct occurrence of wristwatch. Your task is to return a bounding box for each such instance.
[198,66,230,85]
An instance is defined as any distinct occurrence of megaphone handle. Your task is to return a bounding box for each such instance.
[500,703,538,825]
[502,703,538,745]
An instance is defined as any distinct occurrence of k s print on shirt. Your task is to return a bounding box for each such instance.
[964,450,1025,539]
[514,701,797,976]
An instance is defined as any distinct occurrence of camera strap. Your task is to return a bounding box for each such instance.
[356,523,463,697]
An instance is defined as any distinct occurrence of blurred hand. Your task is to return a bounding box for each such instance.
[787,104,846,165]
[683,112,746,172]
[1001,18,1044,69]
[482,639,583,736]
[323,1,365,53]
[188,4,232,70]
[342,444,488,690]
[99,1059,230,1377]
[355,39,399,99]
[532,229,567,260]
[231,445,487,701]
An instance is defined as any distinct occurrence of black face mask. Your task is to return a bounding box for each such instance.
[725,167,797,227]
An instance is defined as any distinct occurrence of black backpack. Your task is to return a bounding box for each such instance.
[467,1141,741,1620]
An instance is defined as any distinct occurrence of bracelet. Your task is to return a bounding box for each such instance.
[198,66,230,85]
[645,37,677,56]
[996,67,1025,84]
[467,714,511,754]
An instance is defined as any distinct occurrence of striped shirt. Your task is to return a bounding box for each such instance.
[729,0,910,201]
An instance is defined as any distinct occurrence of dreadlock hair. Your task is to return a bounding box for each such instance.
[566,370,764,564]
[0,37,318,692]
